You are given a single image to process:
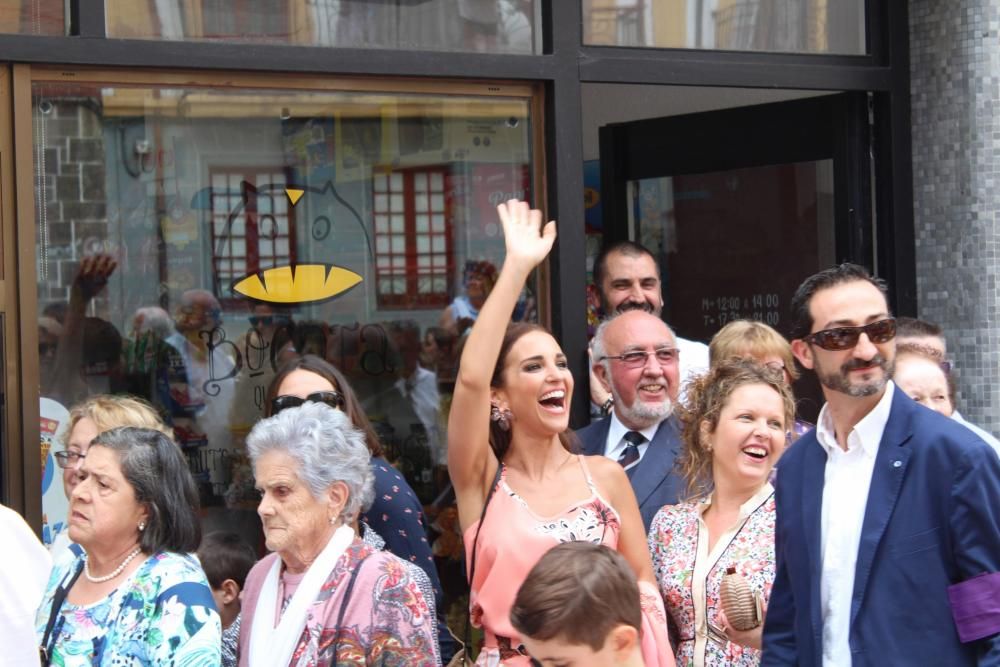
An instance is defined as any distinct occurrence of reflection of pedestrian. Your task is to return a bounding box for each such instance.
[440,259,496,336]
[1,503,51,667]
[41,253,124,405]
[162,289,235,453]
[459,0,500,51]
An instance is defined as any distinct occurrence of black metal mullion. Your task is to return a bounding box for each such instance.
[544,0,589,429]
[0,34,562,80]
[69,0,107,39]
[875,0,915,316]
[580,46,892,91]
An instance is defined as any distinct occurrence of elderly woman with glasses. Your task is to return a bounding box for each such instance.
[50,395,174,556]
[237,401,437,666]
[36,427,220,665]
[265,355,453,661]
[708,320,812,442]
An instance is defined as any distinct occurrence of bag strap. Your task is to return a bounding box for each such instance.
[462,462,505,664]
[39,560,84,666]
[329,551,370,665]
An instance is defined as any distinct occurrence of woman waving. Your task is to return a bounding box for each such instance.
[448,200,674,666]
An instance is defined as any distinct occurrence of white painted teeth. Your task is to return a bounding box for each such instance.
[540,390,565,400]
[744,447,767,458]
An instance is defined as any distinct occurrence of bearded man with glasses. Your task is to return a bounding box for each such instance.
[761,263,1000,667]
[576,310,684,531]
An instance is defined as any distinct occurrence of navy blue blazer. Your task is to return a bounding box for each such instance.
[762,388,1000,667]
[575,414,684,531]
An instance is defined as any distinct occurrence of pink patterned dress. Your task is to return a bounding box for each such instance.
[465,456,674,667]
[648,484,775,667]
[238,539,438,666]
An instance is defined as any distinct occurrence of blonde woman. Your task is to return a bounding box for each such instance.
[51,395,173,556]
[709,320,811,442]
[649,360,795,666]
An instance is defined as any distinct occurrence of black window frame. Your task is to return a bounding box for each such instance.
[1,0,914,517]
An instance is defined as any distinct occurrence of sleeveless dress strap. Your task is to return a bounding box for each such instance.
[577,455,600,493]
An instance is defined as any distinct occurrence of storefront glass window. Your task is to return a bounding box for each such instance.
[106,0,539,54]
[0,0,64,35]
[32,80,536,606]
[583,0,866,54]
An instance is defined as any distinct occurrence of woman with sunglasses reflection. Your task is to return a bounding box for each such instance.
[265,355,454,662]
[448,200,673,666]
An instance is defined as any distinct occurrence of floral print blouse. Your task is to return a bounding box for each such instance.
[649,484,776,667]
[238,539,439,667]
[35,548,221,666]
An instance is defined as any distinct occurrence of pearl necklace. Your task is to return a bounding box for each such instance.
[84,546,143,583]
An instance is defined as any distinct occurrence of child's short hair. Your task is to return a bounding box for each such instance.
[198,531,257,590]
[510,542,641,651]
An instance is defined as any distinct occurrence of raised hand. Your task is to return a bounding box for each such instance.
[496,199,556,273]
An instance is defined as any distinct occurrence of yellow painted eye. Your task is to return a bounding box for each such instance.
[233,264,363,304]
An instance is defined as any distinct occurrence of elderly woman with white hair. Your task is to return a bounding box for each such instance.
[237,401,438,667]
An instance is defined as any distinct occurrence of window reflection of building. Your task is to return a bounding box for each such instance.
[374,167,452,309]
[583,0,862,54]
[33,81,536,640]
[208,169,297,304]
[104,0,538,53]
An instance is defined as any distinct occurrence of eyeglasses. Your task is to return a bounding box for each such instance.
[804,318,897,351]
[53,450,85,469]
[270,390,345,415]
[599,346,678,369]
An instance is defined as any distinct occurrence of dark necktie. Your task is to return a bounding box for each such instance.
[617,431,645,471]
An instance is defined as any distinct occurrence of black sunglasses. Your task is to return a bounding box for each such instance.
[804,318,897,351]
[270,390,345,415]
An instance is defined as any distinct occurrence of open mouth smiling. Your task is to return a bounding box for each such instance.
[539,389,566,412]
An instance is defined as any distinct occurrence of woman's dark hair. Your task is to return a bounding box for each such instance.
[90,426,201,554]
[489,322,577,462]
[266,354,385,458]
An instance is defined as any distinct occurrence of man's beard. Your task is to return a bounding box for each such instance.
[600,295,659,317]
[612,385,674,428]
[816,355,895,397]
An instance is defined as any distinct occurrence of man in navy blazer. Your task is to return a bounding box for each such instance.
[762,264,1000,667]
[576,310,684,530]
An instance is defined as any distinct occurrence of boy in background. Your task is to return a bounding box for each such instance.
[198,531,256,667]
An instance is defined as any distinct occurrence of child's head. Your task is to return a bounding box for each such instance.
[198,531,256,621]
[511,542,642,666]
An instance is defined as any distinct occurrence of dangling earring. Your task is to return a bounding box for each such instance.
[138,521,146,532]
[490,404,512,432]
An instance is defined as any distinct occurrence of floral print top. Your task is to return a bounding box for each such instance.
[35,548,222,666]
[237,539,439,667]
[649,484,775,667]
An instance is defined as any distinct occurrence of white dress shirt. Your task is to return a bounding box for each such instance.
[1,504,52,667]
[815,381,895,667]
[604,411,660,463]
[677,336,710,400]
[951,410,1000,459]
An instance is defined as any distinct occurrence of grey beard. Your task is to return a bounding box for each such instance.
[612,386,674,428]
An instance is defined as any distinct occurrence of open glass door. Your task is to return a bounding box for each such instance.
[599,93,872,418]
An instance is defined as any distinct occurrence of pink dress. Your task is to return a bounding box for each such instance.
[464,455,672,666]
